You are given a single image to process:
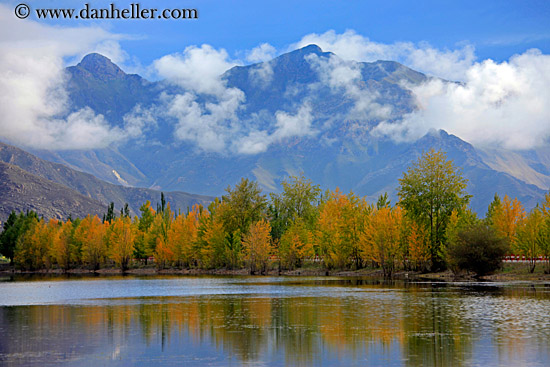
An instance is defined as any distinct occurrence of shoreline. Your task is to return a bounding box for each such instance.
[2,263,550,282]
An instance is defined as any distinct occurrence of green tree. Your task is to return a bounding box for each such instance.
[484,193,502,226]
[446,223,507,277]
[269,174,320,241]
[0,211,19,264]
[134,200,155,264]
[221,178,267,236]
[398,149,471,270]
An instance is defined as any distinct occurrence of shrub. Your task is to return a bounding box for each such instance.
[446,224,507,277]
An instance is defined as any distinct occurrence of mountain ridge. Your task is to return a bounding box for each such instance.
[0,141,214,221]
[12,44,548,215]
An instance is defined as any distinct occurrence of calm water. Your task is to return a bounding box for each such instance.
[1,276,550,366]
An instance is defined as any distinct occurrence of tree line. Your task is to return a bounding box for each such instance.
[1,149,550,276]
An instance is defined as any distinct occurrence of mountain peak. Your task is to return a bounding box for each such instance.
[298,44,323,53]
[77,53,125,80]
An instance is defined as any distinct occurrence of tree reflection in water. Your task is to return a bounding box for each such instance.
[1,280,550,366]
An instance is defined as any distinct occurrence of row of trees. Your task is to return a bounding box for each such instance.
[1,149,549,276]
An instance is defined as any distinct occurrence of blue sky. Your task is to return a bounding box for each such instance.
[5,0,550,65]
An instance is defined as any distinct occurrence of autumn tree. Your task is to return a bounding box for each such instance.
[76,215,108,271]
[515,207,543,273]
[489,194,526,246]
[51,220,75,271]
[149,202,174,269]
[317,189,370,269]
[108,216,136,272]
[168,205,202,268]
[398,149,470,270]
[242,220,272,274]
[360,206,403,278]
[198,200,229,269]
[15,217,57,271]
[279,218,315,269]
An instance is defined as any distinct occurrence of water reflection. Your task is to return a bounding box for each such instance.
[1,278,550,366]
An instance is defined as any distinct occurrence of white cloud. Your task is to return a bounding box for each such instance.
[235,103,315,154]
[237,130,271,155]
[273,104,315,140]
[0,4,131,150]
[153,45,239,96]
[247,43,277,63]
[306,53,392,120]
[372,49,550,150]
[294,30,476,81]
[249,62,274,87]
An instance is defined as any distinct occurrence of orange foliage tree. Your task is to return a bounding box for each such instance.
[76,215,108,271]
[51,220,76,271]
[108,216,136,272]
[317,189,370,269]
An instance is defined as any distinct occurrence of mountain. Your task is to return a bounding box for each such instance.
[17,45,549,214]
[0,142,214,221]
[0,161,105,222]
[66,53,158,123]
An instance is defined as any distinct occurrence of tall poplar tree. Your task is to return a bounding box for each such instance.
[398,149,470,270]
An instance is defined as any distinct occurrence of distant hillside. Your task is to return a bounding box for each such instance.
[0,142,214,219]
[0,161,105,222]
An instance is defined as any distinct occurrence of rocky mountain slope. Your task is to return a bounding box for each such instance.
[0,161,105,222]
[0,142,214,221]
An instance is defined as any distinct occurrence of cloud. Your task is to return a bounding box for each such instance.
[294,30,476,81]
[0,5,131,150]
[162,88,245,152]
[306,53,392,120]
[273,104,315,140]
[235,103,315,154]
[247,43,277,63]
[372,49,550,150]
[150,45,248,152]
[154,45,239,96]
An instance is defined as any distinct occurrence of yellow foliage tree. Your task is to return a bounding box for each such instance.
[51,220,75,271]
[109,216,136,272]
[167,205,202,268]
[242,219,272,274]
[317,188,370,269]
[515,208,543,273]
[279,218,315,270]
[199,210,228,269]
[76,215,108,271]
[492,195,526,246]
[360,206,403,278]
[16,218,57,271]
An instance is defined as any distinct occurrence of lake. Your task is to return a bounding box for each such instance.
[1,275,549,366]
